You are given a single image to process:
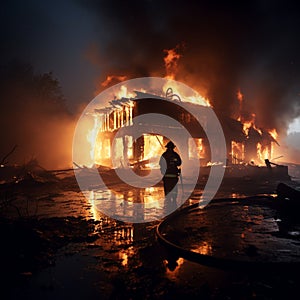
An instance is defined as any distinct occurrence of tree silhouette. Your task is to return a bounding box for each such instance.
[0,60,74,168]
[0,60,69,115]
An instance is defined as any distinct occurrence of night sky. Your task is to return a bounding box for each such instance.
[1,0,300,166]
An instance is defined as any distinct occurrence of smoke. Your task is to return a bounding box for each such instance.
[272,131,300,164]
[2,1,299,166]
[0,62,76,169]
[81,0,300,136]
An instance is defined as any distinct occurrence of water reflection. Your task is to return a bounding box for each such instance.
[85,186,180,222]
[119,246,135,267]
[164,257,185,280]
[160,201,300,264]
[192,241,213,255]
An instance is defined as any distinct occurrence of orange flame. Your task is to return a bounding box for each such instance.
[101,75,127,87]
[237,89,243,103]
[86,116,102,165]
[269,128,278,140]
[163,46,182,80]
[257,142,271,164]
[236,89,243,121]
[242,120,253,136]
[162,80,211,106]
[143,135,165,168]
[163,45,210,106]
[231,141,244,164]
[239,113,263,137]
[114,85,137,99]
[87,45,214,166]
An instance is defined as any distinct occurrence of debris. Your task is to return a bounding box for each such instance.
[277,182,300,202]
[0,144,17,166]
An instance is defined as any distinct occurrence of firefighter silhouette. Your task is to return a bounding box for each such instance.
[159,141,182,207]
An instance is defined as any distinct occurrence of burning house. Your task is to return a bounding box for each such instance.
[87,88,288,180]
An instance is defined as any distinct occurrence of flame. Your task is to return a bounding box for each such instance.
[236,89,243,121]
[115,85,136,99]
[237,89,243,103]
[236,91,263,137]
[87,82,210,166]
[239,113,263,137]
[86,115,102,164]
[233,107,278,165]
[143,135,164,168]
[269,128,278,140]
[255,126,262,135]
[87,83,137,165]
[242,120,253,136]
[206,161,224,166]
[189,138,205,159]
[163,46,182,80]
[101,75,127,87]
[162,80,210,106]
[231,141,245,164]
[257,142,271,163]
[184,94,211,106]
[163,46,210,106]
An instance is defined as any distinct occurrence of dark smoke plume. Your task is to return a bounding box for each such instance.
[81,0,300,135]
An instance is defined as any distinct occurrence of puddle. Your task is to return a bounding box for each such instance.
[2,171,300,299]
[159,199,300,264]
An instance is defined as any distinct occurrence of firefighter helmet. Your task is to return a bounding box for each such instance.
[166,141,176,149]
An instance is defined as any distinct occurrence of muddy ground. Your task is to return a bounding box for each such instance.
[1,169,300,299]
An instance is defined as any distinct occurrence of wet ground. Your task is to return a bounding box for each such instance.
[1,169,300,299]
[158,197,300,266]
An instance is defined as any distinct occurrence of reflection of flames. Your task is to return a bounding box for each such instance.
[193,241,213,255]
[164,257,185,278]
[120,247,135,267]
